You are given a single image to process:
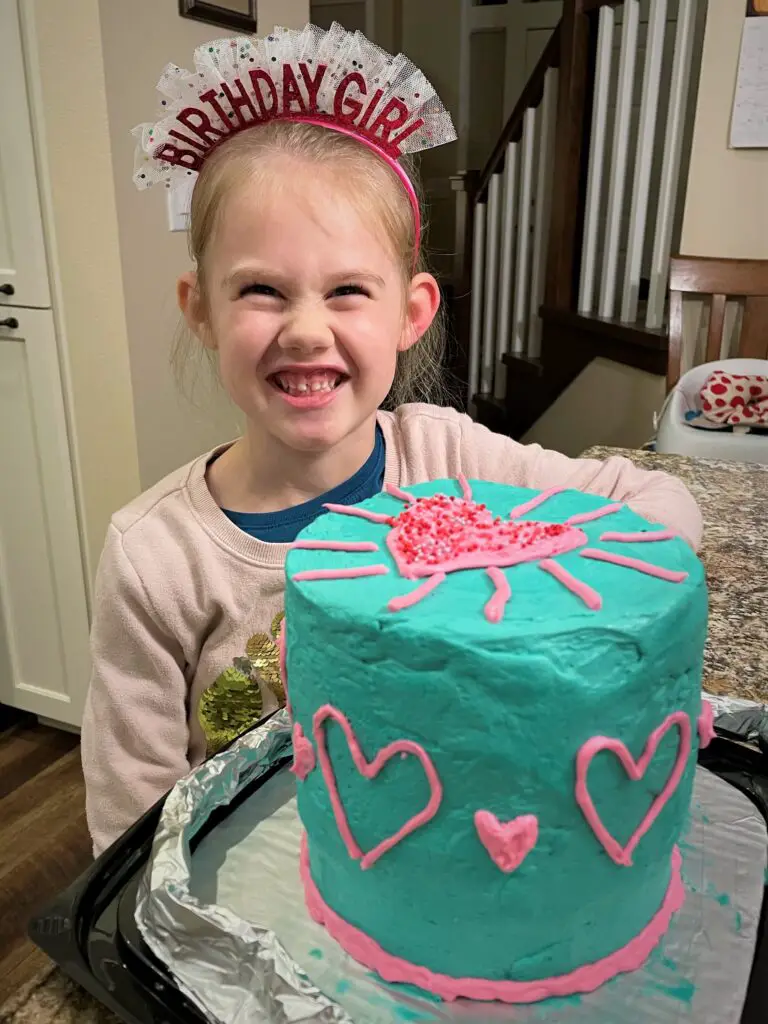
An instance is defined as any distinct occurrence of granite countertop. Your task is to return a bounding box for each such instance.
[582,447,768,705]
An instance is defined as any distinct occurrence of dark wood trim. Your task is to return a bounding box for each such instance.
[541,307,667,350]
[582,0,626,12]
[670,255,768,296]
[477,26,561,200]
[501,353,544,377]
[472,393,509,434]
[544,0,591,311]
[178,0,257,33]
[541,308,669,373]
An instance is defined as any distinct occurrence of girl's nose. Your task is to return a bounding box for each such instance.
[277,304,334,355]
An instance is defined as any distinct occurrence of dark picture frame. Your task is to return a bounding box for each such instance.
[178,0,258,33]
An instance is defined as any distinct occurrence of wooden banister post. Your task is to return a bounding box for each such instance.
[544,0,592,312]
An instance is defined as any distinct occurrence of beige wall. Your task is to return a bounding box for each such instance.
[400,0,461,276]
[99,0,310,491]
[522,359,664,457]
[24,0,141,584]
[681,0,768,259]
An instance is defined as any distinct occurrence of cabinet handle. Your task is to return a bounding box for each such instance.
[0,317,19,329]
[0,284,14,296]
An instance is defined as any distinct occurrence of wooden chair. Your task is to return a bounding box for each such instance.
[667,256,768,391]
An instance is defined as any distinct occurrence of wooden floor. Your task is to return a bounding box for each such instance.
[0,704,92,1007]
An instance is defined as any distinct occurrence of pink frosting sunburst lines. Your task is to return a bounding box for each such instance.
[291,539,380,552]
[292,565,390,582]
[388,573,446,612]
[565,502,624,526]
[385,483,417,505]
[323,503,393,525]
[539,559,602,611]
[484,566,511,623]
[580,548,688,583]
[508,486,566,520]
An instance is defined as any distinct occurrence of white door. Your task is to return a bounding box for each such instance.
[0,0,90,727]
[0,0,50,309]
[0,310,90,726]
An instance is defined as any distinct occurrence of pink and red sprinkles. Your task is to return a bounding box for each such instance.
[391,494,569,568]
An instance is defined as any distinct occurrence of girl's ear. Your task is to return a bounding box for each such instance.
[177,271,216,350]
[399,272,441,352]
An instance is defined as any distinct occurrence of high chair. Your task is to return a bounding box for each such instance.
[655,257,768,463]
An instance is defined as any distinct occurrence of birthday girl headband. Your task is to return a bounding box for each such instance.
[132,22,457,245]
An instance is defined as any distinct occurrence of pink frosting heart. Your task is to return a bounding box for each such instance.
[575,711,692,867]
[313,704,443,870]
[475,811,538,872]
[385,494,587,580]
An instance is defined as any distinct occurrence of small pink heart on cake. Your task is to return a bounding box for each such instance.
[475,810,538,873]
[386,495,587,579]
[313,704,443,871]
[575,711,692,867]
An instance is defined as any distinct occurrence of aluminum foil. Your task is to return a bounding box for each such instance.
[703,690,766,717]
[136,711,767,1024]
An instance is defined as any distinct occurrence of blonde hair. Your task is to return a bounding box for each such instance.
[174,121,447,408]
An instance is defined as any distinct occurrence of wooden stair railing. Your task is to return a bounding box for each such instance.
[453,0,699,438]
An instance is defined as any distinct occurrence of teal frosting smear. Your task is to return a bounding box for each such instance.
[287,481,707,989]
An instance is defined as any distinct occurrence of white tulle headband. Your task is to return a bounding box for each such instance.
[132,22,457,248]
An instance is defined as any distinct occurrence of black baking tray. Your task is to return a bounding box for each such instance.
[28,724,768,1024]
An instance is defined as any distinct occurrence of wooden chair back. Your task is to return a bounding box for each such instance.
[667,256,768,391]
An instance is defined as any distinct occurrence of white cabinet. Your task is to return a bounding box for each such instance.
[0,0,90,726]
[0,0,50,308]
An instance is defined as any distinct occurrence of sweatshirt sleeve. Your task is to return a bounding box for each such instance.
[460,418,702,550]
[81,523,191,858]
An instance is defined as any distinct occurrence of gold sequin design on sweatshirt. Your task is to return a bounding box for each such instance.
[199,611,285,755]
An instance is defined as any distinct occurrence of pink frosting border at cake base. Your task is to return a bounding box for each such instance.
[300,837,685,1004]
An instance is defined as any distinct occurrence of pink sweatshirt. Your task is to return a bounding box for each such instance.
[81,404,702,856]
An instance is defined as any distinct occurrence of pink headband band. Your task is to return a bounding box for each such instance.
[282,116,421,251]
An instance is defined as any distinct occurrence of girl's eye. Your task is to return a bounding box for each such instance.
[239,283,279,298]
[331,284,369,298]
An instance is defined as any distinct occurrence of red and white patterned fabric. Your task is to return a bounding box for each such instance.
[700,368,768,427]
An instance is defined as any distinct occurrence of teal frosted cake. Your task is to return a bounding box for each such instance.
[282,478,710,1003]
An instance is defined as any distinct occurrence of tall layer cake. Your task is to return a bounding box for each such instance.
[283,478,709,1003]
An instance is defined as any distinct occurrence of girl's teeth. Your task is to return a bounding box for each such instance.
[276,373,340,395]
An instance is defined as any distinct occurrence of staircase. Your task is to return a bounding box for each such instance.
[450,0,704,438]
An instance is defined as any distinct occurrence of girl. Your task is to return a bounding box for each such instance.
[82,27,701,857]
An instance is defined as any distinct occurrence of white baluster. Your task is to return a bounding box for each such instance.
[598,0,640,319]
[512,106,536,355]
[468,201,487,405]
[482,174,502,394]
[528,68,558,359]
[579,6,615,314]
[621,0,668,323]
[646,0,697,329]
[494,143,518,400]
[468,201,486,405]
